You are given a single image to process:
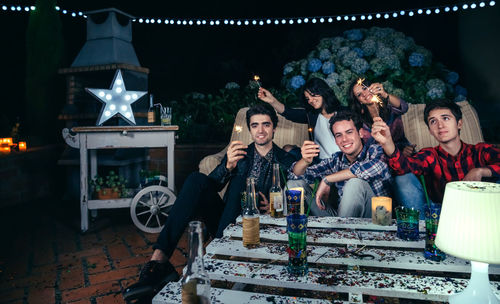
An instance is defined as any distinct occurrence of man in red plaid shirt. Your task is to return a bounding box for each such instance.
[372,99,500,214]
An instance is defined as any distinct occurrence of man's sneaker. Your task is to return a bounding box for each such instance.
[122,260,179,301]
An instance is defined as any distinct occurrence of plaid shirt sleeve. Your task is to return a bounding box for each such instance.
[388,147,435,176]
[349,145,389,182]
[477,143,500,177]
[288,156,339,184]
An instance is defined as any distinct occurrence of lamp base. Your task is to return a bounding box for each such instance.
[449,261,500,304]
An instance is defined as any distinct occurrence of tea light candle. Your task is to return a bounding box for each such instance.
[1,138,13,145]
[0,145,11,154]
[371,196,392,225]
[18,141,27,152]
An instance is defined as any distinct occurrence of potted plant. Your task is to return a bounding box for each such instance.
[90,170,127,200]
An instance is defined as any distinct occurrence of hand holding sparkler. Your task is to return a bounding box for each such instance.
[257,87,285,113]
[226,140,248,170]
[356,78,385,107]
[300,140,320,165]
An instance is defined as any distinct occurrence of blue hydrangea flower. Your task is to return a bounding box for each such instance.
[455,85,468,97]
[376,45,393,59]
[361,39,376,56]
[336,46,350,59]
[427,88,445,100]
[339,70,354,83]
[370,58,386,76]
[426,78,446,92]
[446,72,459,85]
[290,75,306,89]
[224,82,240,90]
[344,29,363,41]
[383,55,401,70]
[321,61,335,74]
[352,47,364,58]
[342,51,359,67]
[351,58,370,74]
[409,52,425,67]
[330,37,345,50]
[283,64,294,75]
[307,58,322,72]
[325,72,340,86]
[319,49,332,61]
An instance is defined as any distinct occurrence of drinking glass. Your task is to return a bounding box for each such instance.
[424,204,446,261]
[286,214,308,276]
[395,206,420,241]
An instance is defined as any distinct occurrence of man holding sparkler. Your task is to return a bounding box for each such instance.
[123,104,296,301]
[371,99,500,214]
[289,111,392,217]
[258,77,344,162]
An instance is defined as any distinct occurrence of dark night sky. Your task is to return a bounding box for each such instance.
[1,0,499,140]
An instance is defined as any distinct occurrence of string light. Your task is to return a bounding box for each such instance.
[1,2,495,27]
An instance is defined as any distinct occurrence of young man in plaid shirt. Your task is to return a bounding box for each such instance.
[289,111,392,217]
[371,99,500,215]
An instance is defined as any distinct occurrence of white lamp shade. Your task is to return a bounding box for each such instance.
[436,181,500,264]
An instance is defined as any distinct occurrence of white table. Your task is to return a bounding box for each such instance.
[153,215,500,303]
[62,126,178,232]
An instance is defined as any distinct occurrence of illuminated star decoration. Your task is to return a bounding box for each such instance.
[86,69,147,125]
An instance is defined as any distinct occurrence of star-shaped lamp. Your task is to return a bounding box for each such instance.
[86,69,147,125]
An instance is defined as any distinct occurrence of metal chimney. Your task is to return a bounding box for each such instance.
[71,8,140,67]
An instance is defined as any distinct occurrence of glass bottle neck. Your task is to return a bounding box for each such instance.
[185,221,205,275]
[272,163,281,189]
[244,177,258,214]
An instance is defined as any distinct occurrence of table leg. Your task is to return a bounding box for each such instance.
[167,134,175,192]
[80,137,89,232]
[90,150,98,219]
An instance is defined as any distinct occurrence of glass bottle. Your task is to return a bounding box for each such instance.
[269,163,284,218]
[242,177,260,248]
[181,221,210,304]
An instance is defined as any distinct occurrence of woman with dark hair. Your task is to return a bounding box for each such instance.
[349,78,424,215]
[258,78,343,161]
[348,78,415,156]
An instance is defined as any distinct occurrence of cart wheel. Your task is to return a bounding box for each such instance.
[130,185,176,233]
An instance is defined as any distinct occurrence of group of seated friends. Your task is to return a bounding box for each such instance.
[123,77,500,301]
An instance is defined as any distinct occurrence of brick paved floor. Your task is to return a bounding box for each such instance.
[0,199,188,304]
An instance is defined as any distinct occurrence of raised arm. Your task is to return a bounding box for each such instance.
[257,88,285,113]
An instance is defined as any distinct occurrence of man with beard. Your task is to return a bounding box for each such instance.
[123,104,296,301]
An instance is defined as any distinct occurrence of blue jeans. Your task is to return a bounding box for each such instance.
[393,173,427,220]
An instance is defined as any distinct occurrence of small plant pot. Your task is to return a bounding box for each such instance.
[96,188,120,200]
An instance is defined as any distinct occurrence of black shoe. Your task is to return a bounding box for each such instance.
[123,261,179,301]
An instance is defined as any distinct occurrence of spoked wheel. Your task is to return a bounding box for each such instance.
[130,185,176,233]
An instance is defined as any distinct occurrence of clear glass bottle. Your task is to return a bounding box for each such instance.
[181,221,210,303]
[242,177,260,248]
[269,163,284,218]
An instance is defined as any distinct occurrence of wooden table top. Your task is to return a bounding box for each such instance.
[153,215,500,303]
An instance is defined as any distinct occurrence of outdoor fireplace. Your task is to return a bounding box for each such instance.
[58,8,150,198]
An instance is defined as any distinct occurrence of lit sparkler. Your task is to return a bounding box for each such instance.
[234,125,243,134]
[253,75,261,88]
[308,127,314,141]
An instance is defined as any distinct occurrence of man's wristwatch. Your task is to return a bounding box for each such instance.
[322,177,333,186]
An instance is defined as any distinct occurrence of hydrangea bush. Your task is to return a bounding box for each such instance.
[281,27,467,106]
